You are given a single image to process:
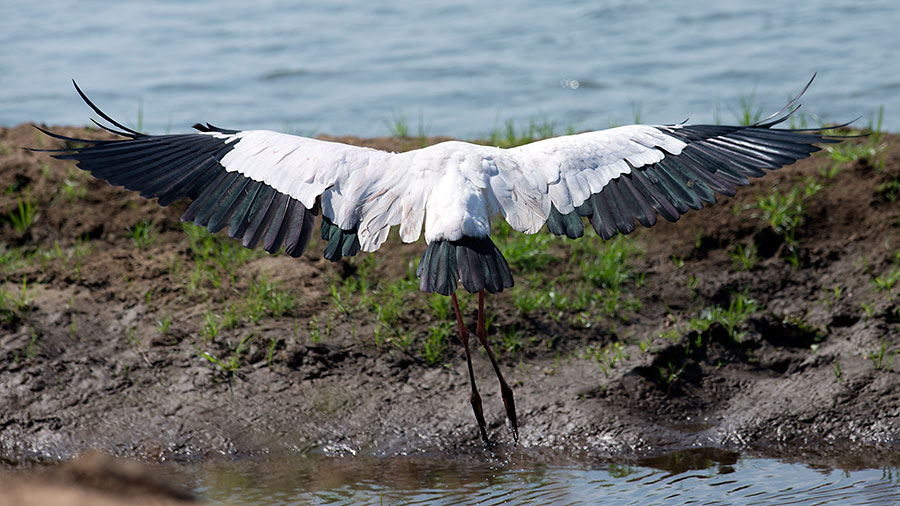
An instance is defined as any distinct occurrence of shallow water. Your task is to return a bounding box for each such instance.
[160,449,900,505]
[2,0,898,136]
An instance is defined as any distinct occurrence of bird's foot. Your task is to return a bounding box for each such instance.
[471,391,492,449]
[500,382,518,444]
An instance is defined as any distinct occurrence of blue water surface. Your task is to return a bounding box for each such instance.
[161,450,900,506]
[2,0,898,137]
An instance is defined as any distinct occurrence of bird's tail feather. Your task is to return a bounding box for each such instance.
[417,237,514,295]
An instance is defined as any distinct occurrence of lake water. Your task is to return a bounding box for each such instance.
[2,0,898,137]
[163,449,900,505]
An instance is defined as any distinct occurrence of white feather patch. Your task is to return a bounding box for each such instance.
[211,124,688,251]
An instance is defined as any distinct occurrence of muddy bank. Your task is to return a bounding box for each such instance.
[0,452,196,505]
[0,123,898,471]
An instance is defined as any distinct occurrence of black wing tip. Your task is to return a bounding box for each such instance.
[749,74,856,136]
[27,124,115,154]
[71,80,144,138]
[193,123,240,135]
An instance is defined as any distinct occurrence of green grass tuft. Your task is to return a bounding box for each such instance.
[689,291,761,341]
[7,194,37,235]
[126,221,157,250]
[182,223,263,292]
[873,265,900,291]
[495,224,557,271]
[583,341,629,377]
[868,337,897,372]
[730,242,758,271]
[753,177,822,266]
[422,322,451,365]
[244,275,296,323]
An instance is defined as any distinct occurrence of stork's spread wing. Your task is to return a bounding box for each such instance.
[36,83,409,258]
[500,85,841,240]
[504,120,838,240]
[37,80,842,288]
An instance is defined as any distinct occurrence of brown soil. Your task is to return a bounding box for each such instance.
[0,452,196,505]
[1,123,899,475]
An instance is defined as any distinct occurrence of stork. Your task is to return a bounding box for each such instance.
[36,78,841,447]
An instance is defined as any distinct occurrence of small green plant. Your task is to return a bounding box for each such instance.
[428,293,451,320]
[860,301,876,321]
[0,246,26,273]
[873,266,900,291]
[500,327,526,353]
[577,235,644,291]
[789,109,811,130]
[822,142,871,177]
[308,317,322,344]
[877,179,900,202]
[373,282,406,330]
[244,275,296,322]
[422,322,451,365]
[198,333,255,378]
[136,97,144,133]
[868,337,897,372]
[658,325,680,343]
[713,89,762,126]
[824,284,843,310]
[734,90,763,126]
[658,360,687,392]
[754,178,821,264]
[833,360,843,384]
[157,312,172,336]
[127,326,139,347]
[390,329,415,352]
[201,309,221,341]
[33,238,92,281]
[497,229,557,271]
[385,110,429,145]
[8,194,37,234]
[0,276,32,326]
[266,337,278,367]
[688,275,699,292]
[512,286,547,316]
[62,178,87,202]
[671,256,685,269]
[25,328,39,360]
[126,221,157,249]
[182,222,262,291]
[867,106,885,145]
[385,110,411,138]
[638,336,653,353]
[330,280,359,316]
[217,303,240,330]
[597,288,642,321]
[484,117,564,148]
[730,242,758,271]
[689,292,760,341]
[583,341,629,377]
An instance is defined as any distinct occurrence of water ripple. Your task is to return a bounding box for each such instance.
[153,449,900,506]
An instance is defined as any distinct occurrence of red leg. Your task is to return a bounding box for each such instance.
[451,293,490,448]
[475,290,518,443]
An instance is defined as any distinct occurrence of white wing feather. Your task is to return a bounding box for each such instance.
[214,125,687,250]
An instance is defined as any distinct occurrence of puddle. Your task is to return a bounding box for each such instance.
[156,448,900,505]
